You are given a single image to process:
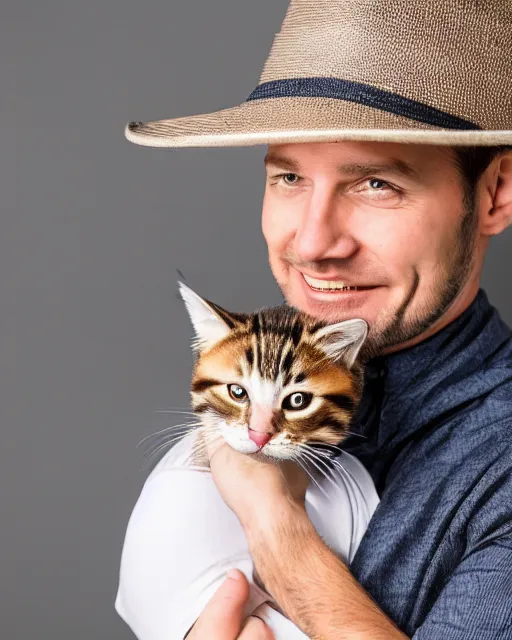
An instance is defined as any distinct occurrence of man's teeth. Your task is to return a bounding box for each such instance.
[303,275,360,291]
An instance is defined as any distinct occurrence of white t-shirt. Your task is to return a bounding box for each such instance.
[115,431,379,640]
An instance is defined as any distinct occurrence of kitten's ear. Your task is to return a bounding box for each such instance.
[178,282,244,352]
[312,318,368,369]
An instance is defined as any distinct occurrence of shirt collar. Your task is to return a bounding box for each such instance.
[380,288,497,393]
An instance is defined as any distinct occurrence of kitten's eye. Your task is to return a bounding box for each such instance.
[282,392,313,411]
[228,384,248,402]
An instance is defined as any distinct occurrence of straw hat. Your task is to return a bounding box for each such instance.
[125,0,512,148]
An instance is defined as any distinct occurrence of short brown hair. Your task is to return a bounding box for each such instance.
[453,145,512,194]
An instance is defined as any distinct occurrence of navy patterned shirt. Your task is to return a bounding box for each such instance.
[343,289,512,639]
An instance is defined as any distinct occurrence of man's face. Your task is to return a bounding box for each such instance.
[262,141,479,358]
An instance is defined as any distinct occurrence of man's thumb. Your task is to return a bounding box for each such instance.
[187,569,250,639]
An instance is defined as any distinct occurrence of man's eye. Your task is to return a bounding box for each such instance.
[277,173,301,186]
[353,177,401,202]
[368,178,389,190]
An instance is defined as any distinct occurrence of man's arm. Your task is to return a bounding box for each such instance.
[206,438,407,640]
[410,532,512,640]
[244,498,407,640]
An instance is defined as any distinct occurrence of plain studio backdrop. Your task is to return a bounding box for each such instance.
[4,1,511,638]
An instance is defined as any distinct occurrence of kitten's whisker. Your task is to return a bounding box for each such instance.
[139,441,176,472]
[345,431,367,439]
[291,452,328,499]
[298,448,339,495]
[299,443,351,481]
[305,445,351,479]
[321,455,351,478]
[154,430,198,448]
[140,427,203,463]
[152,405,195,411]
[300,457,330,500]
[299,442,337,460]
[136,422,201,448]
[301,444,342,484]
[292,450,327,497]
[142,421,200,437]
[152,408,194,411]
[141,434,188,461]
[307,441,345,454]
[152,409,197,416]
[305,445,351,490]
[140,433,193,455]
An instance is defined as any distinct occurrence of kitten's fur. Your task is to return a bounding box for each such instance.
[179,283,368,470]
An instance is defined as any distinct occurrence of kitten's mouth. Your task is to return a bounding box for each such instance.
[303,274,375,292]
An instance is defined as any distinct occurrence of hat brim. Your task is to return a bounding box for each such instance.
[125,97,512,148]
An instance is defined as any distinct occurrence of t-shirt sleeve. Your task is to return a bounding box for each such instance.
[412,533,512,640]
[115,467,272,640]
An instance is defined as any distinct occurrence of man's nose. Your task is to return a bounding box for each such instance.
[294,191,358,263]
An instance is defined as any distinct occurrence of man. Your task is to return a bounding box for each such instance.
[118,1,512,638]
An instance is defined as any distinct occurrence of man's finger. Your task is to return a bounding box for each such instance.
[238,615,275,639]
[187,569,250,640]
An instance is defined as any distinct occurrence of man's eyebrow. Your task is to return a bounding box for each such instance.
[264,153,420,180]
[337,160,420,180]
[263,153,300,172]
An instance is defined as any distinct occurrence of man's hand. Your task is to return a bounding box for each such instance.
[205,432,310,531]
[204,432,408,639]
[186,569,274,639]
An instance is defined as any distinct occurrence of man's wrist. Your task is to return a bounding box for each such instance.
[242,495,315,602]
[242,494,309,543]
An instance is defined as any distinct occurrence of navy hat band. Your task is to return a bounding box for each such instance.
[246,78,481,131]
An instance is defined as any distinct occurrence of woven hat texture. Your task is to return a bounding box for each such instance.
[126,0,512,147]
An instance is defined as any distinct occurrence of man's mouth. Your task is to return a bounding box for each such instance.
[303,274,374,292]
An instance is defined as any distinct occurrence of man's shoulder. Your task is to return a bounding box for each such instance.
[462,372,512,447]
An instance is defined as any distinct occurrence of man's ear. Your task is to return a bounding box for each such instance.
[480,151,512,237]
[178,282,245,352]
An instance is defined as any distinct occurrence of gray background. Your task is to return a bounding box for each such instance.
[4,1,511,638]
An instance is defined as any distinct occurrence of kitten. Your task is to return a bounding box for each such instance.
[178,282,368,472]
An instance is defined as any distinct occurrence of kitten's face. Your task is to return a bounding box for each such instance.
[180,283,367,461]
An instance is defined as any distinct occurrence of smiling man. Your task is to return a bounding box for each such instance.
[116,1,512,639]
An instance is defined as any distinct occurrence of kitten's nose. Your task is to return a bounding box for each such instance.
[248,428,272,448]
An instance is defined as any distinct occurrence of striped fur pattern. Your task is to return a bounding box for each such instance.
[179,283,368,467]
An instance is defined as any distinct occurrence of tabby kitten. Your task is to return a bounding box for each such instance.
[176,282,368,473]
[177,282,368,470]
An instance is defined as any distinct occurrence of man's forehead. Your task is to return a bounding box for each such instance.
[264,142,456,178]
